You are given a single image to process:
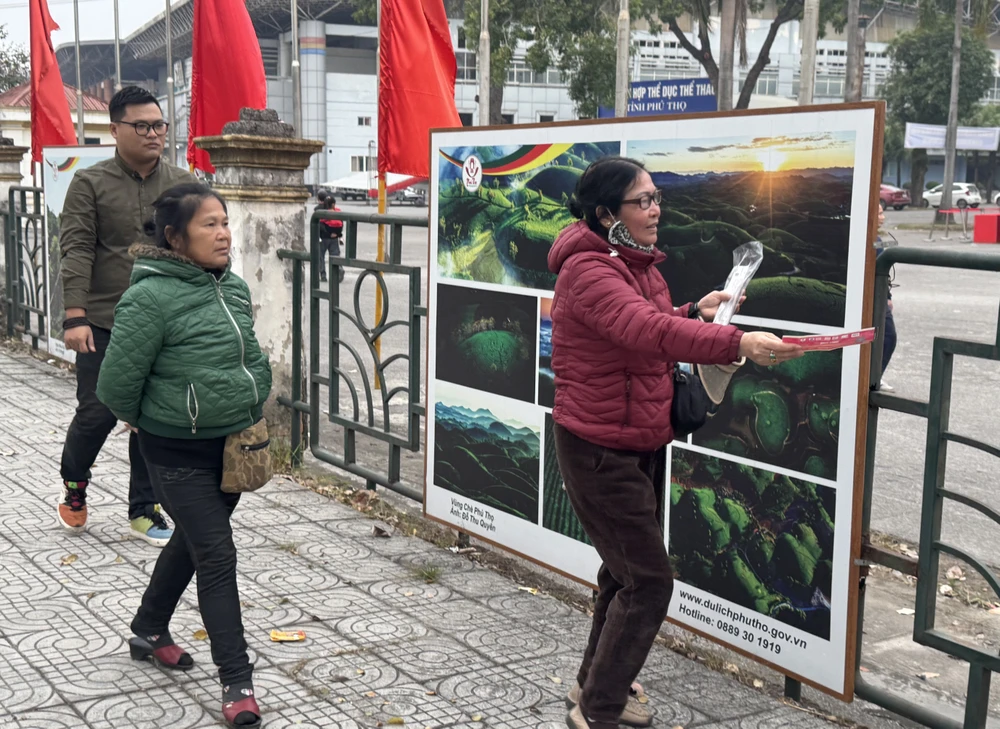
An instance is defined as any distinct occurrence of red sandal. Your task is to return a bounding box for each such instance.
[129,636,194,671]
[223,694,261,729]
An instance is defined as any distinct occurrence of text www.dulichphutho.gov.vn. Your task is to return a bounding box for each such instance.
[676,590,809,654]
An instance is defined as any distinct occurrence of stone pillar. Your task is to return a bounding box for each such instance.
[0,138,29,208]
[195,109,323,438]
[298,19,328,188]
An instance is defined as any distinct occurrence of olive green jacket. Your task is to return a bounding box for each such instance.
[96,244,272,440]
[59,153,195,330]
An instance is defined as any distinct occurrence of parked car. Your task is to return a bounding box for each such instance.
[879,184,911,210]
[921,183,981,209]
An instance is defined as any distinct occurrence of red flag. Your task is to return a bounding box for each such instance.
[188,0,267,172]
[29,0,75,163]
[378,0,461,177]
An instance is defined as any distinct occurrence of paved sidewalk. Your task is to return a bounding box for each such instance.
[0,347,843,729]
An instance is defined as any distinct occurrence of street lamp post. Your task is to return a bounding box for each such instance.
[73,0,84,143]
[292,0,302,135]
[478,0,490,125]
[614,0,630,116]
[113,0,122,91]
[165,0,177,164]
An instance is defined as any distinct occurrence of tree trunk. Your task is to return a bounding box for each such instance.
[735,0,798,109]
[666,16,719,91]
[896,157,901,188]
[718,0,736,111]
[939,0,963,214]
[845,0,861,102]
[911,148,928,207]
[973,151,979,187]
[489,84,504,125]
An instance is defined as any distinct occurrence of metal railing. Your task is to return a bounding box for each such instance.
[853,246,1000,729]
[2,187,46,347]
[278,208,427,501]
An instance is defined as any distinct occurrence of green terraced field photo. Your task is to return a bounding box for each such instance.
[541,414,591,545]
[669,448,836,641]
[433,383,541,524]
[692,327,843,480]
[436,142,621,290]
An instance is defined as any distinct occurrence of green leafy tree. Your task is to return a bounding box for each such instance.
[648,0,847,109]
[0,24,28,94]
[881,11,994,203]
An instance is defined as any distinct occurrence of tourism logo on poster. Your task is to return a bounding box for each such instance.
[462,155,483,192]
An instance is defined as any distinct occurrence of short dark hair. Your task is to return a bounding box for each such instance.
[317,189,329,203]
[326,195,337,206]
[144,183,228,250]
[109,85,161,123]
[569,156,647,234]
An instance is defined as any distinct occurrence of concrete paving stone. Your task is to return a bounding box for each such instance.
[503,652,585,701]
[257,482,357,514]
[236,547,343,593]
[344,681,483,728]
[694,706,849,728]
[322,552,416,585]
[284,649,403,701]
[324,517,440,558]
[0,596,94,637]
[11,623,126,680]
[39,651,186,702]
[275,585,385,623]
[653,671,776,723]
[180,665,316,720]
[334,608,432,649]
[0,705,86,729]
[391,546,479,574]
[30,547,150,596]
[437,565,530,601]
[452,621,570,667]
[363,578,456,610]
[437,664,552,719]
[75,684,213,729]
[370,633,496,683]
[472,697,568,729]
[292,531,376,565]
[0,555,72,605]
[231,502,304,530]
[245,704,363,728]
[0,640,60,715]
[398,597,508,635]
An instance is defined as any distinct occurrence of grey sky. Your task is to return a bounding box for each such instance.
[0,0,160,52]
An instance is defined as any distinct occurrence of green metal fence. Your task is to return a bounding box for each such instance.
[3,187,46,347]
[277,208,427,501]
[853,246,1000,729]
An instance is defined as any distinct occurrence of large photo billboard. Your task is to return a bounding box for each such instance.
[424,103,882,700]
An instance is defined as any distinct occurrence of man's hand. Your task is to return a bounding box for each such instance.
[64,308,95,353]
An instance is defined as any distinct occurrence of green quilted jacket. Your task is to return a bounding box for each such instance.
[96,244,272,439]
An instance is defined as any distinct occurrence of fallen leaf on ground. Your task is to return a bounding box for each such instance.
[193,629,208,640]
[917,672,940,681]
[946,566,965,581]
[517,586,538,595]
[425,690,436,695]
[989,607,1000,615]
[404,592,414,597]
[365,691,377,698]
[860,666,871,673]
[897,608,915,615]
[724,663,739,674]
[357,669,366,676]
[60,554,78,565]
[372,524,391,538]
[752,679,764,688]
[548,676,562,684]
[939,585,954,596]
[637,695,649,704]
[113,556,124,564]
[387,719,404,726]
[471,715,483,722]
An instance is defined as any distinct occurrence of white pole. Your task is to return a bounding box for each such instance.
[798,0,819,105]
[291,0,302,134]
[718,0,735,111]
[113,0,122,91]
[165,0,176,163]
[614,0,630,117]
[73,0,84,143]
[478,0,490,125]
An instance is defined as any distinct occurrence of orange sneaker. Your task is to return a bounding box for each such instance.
[57,481,88,533]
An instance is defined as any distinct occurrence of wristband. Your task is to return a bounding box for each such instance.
[63,317,89,331]
[687,302,700,320]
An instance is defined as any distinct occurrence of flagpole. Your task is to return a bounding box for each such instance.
[165,0,176,164]
[374,0,385,388]
[113,0,122,91]
[73,0,84,143]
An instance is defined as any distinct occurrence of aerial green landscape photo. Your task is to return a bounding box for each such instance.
[434,382,541,524]
[436,141,621,290]
[692,328,843,480]
[628,131,858,328]
[669,448,836,640]
[436,283,538,404]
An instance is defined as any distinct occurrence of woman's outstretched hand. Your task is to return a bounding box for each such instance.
[697,291,745,322]
[738,331,804,367]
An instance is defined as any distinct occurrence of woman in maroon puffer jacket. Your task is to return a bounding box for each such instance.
[552,157,803,729]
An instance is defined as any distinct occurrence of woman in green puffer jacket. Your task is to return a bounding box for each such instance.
[96,182,270,729]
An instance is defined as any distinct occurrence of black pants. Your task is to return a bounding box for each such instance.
[318,235,342,280]
[59,325,154,521]
[554,423,672,729]
[882,305,897,374]
[131,454,251,686]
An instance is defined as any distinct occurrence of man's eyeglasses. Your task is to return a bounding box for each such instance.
[118,120,169,137]
[620,189,662,210]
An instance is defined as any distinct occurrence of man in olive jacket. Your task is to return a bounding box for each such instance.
[58,86,194,545]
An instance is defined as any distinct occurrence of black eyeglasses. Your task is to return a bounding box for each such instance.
[118,120,169,137]
[620,189,662,210]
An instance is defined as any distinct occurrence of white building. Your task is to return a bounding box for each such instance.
[54,1,1000,189]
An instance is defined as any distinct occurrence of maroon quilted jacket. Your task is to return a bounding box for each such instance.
[548,221,743,452]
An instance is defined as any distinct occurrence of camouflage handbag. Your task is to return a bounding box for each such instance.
[221,418,273,493]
